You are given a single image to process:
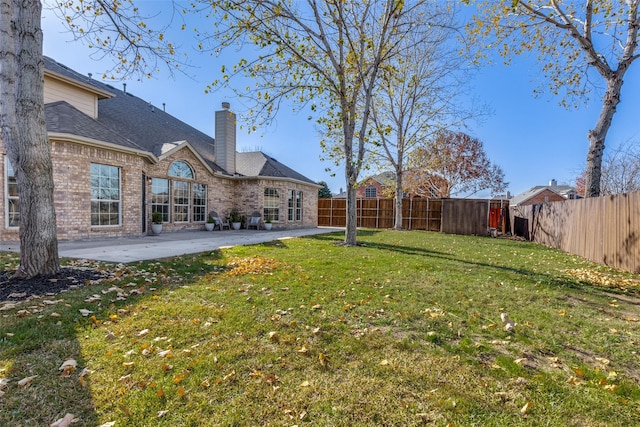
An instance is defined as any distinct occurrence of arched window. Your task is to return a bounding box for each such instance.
[168,161,194,179]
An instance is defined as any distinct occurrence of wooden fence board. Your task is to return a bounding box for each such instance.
[318,197,502,234]
[509,190,640,273]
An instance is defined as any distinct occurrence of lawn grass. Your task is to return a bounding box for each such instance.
[1,230,639,426]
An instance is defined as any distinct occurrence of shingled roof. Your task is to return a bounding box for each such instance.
[43,56,316,184]
[236,152,316,184]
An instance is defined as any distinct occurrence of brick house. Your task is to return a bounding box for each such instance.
[511,179,580,206]
[0,57,319,242]
[355,171,396,198]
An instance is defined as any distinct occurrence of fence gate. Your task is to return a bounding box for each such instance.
[440,199,489,235]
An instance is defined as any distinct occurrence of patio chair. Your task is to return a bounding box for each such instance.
[246,211,262,230]
[209,211,230,230]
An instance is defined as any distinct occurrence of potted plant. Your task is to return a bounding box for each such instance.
[229,208,242,230]
[151,211,163,235]
[205,216,215,231]
[264,217,272,231]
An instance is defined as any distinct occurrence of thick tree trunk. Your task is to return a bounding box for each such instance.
[0,0,60,278]
[344,180,358,246]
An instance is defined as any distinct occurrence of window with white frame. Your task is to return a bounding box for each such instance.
[365,186,377,198]
[151,178,170,222]
[264,187,280,222]
[5,158,19,227]
[90,163,121,226]
[173,180,190,222]
[192,183,206,222]
[295,191,303,221]
[288,190,303,221]
[288,190,295,221]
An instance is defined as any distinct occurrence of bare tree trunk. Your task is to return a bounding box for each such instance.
[0,0,60,278]
[345,182,358,246]
[393,169,404,230]
[584,75,624,198]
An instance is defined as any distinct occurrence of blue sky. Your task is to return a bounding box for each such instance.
[41,3,640,197]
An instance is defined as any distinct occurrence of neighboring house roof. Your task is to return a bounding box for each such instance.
[361,171,396,187]
[43,56,314,183]
[236,152,317,185]
[511,184,579,206]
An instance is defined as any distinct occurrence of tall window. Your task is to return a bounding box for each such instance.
[365,186,377,198]
[192,183,206,222]
[287,190,303,221]
[295,191,303,221]
[5,159,19,227]
[90,163,121,226]
[151,178,170,222]
[173,181,190,222]
[288,190,295,221]
[264,188,279,222]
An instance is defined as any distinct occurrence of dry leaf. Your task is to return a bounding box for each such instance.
[300,380,311,387]
[318,353,330,367]
[98,422,116,427]
[79,309,93,317]
[379,359,390,366]
[18,375,37,387]
[177,386,186,398]
[157,410,169,418]
[137,329,150,337]
[50,413,75,427]
[268,331,280,342]
[520,401,532,415]
[59,359,77,372]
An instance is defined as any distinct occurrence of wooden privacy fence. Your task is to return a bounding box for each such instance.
[510,191,640,273]
[318,198,509,235]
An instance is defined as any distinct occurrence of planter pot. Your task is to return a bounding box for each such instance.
[151,223,163,235]
[205,222,215,231]
[232,222,241,230]
[264,223,272,231]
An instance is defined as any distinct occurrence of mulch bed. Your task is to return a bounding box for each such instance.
[0,268,110,302]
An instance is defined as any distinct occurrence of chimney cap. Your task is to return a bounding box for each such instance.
[222,102,230,110]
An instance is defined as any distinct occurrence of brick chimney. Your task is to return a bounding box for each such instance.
[214,102,236,174]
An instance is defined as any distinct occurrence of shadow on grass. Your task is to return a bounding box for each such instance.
[308,232,631,299]
[0,253,224,426]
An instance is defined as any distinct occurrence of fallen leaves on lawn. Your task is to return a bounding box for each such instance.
[18,375,37,387]
[224,256,284,276]
[59,359,77,377]
[564,269,640,291]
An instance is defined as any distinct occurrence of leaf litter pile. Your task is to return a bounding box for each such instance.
[0,261,112,302]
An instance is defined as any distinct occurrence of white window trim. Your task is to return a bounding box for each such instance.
[90,163,122,227]
[172,180,190,223]
[151,178,170,223]
[192,183,207,223]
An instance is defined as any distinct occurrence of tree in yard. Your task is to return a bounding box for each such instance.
[206,0,429,246]
[368,2,475,229]
[464,0,640,198]
[0,0,180,278]
[576,139,640,196]
[404,130,507,198]
[317,181,333,199]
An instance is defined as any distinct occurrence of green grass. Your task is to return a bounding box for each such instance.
[1,230,639,426]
